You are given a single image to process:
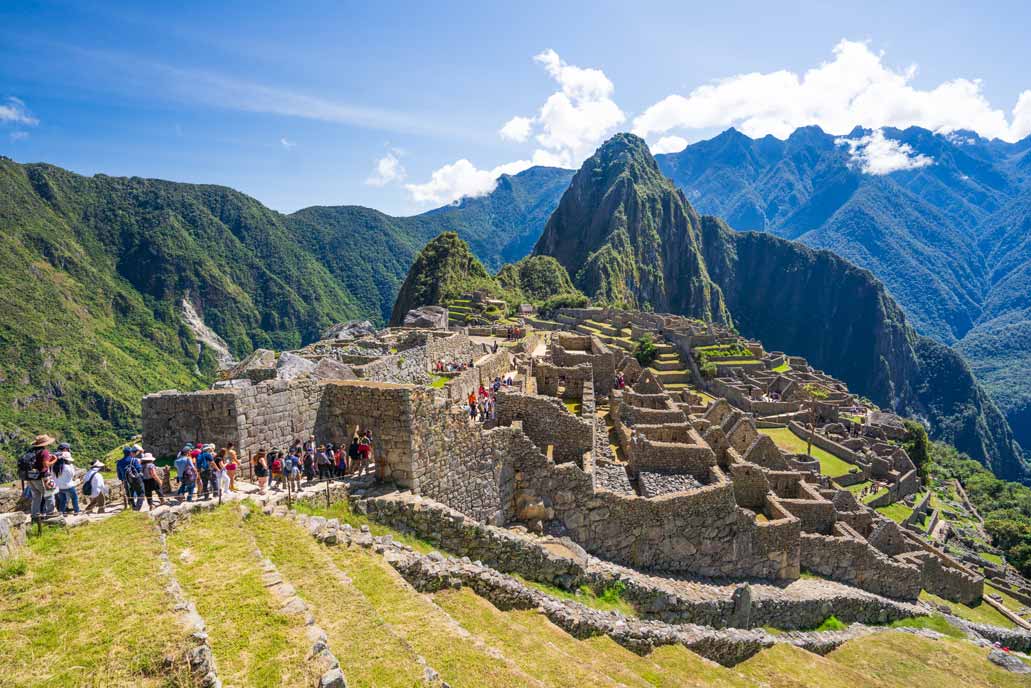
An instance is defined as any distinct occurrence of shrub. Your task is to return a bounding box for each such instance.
[633,334,658,367]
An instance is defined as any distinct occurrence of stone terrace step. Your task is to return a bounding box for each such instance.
[652,358,685,371]
[583,319,620,337]
[651,368,693,383]
[324,536,545,688]
[167,506,321,687]
[245,512,438,687]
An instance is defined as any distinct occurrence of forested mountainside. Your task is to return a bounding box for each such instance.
[536,134,1027,481]
[655,126,1031,452]
[0,157,569,457]
[534,133,730,324]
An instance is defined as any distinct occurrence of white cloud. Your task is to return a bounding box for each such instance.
[411,49,624,204]
[632,40,1031,143]
[836,129,933,175]
[500,116,532,142]
[365,149,407,187]
[280,137,295,150]
[9,130,29,142]
[0,97,38,126]
[405,158,532,205]
[650,135,688,154]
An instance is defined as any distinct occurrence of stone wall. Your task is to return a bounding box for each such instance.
[495,390,593,465]
[618,424,716,480]
[236,378,324,455]
[441,350,511,403]
[143,389,240,458]
[800,524,922,600]
[787,421,863,466]
[0,512,28,560]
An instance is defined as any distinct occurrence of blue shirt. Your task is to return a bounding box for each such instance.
[196,451,213,471]
[116,456,141,481]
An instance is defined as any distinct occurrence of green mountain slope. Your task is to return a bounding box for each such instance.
[534,133,730,323]
[535,134,1026,481]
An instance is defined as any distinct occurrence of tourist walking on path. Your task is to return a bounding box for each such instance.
[317,445,333,480]
[270,453,284,491]
[54,443,80,515]
[81,460,108,513]
[116,446,145,511]
[174,445,192,499]
[225,443,238,492]
[209,450,225,500]
[357,432,373,477]
[141,453,165,509]
[348,436,360,475]
[196,444,215,499]
[252,450,269,495]
[20,434,58,522]
[179,455,197,502]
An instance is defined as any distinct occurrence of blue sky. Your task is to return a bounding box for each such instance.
[2,0,1030,215]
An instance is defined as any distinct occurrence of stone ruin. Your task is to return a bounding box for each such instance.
[142,309,985,609]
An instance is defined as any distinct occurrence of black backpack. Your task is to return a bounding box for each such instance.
[17,450,40,481]
[81,469,96,497]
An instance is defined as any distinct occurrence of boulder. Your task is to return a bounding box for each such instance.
[312,358,357,381]
[276,351,317,381]
[988,649,1031,673]
[403,305,449,329]
[224,348,276,380]
[322,320,376,341]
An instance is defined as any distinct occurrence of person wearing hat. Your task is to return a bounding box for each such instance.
[140,453,165,509]
[53,442,80,515]
[116,445,145,511]
[173,445,193,499]
[21,434,58,522]
[81,460,108,513]
[196,443,216,500]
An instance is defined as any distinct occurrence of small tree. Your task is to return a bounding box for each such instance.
[633,334,658,367]
[801,383,830,458]
[902,419,931,483]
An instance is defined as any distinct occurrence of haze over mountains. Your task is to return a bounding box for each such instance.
[653,126,1031,451]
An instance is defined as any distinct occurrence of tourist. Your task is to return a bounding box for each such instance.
[301,448,314,483]
[287,450,301,490]
[317,445,333,480]
[174,445,192,498]
[19,434,57,522]
[334,444,346,477]
[209,449,225,500]
[196,444,215,499]
[348,436,361,475]
[54,443,80,515]
[140,453,165,509]
[252,450,269,495]
[225,442,238,491]
[116,446,145,511]
[270,452,284,490]
[304,435,316,455]
[357,433,372,477]
[179,454,197,502]
[81,460,108,513]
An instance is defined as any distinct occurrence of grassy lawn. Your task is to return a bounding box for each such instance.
[980,551,1004,566]
[759,427,856,478]
[509,573,637,617]
[984,583,1027,615]
[168,506,319,687]
[244,511,431,687]
[886,614,965,638]
[771,362,791,373]
[430,373,451,388]
[562,399,583,415]
[875,501,914,524]
[919,589,1016,629]
[0,512,191,688]
[839,479,871,494]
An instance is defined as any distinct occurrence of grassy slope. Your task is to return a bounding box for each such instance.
[759,427,856,477]
[0,512,191,688]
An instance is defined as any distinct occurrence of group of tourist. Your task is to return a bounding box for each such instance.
[463,376,515,423]
[613,372,627,389]
[434,358,475,373]
[16,428,376,521]
[17,434,110,522]
[247,431,374,496]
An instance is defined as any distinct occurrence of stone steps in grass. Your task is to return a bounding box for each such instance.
[244,512,439,687]
[167,506,321,687]
[651,369,692,383]
[324,539,547,688]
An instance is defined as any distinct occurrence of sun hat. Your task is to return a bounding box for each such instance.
[90,460,105,468]
[32,434,56,448]
[123,446,133,454]
[132,444,143,452]
[57,442,71,451]
[140,453,156,462]
[190,449,201,457]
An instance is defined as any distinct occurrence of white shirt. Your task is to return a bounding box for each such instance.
[84,469,106,496]
[55,462,77,490]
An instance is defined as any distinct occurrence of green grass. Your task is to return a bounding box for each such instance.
[771,362,791,373]
[168,505,319,687]
[984,583,1027,615]
[862,487,889,504]
[919,589,1017,629]
[814,615,847,631]
[430,373,451,388]
[292,499,437,554]
[759,427,856,477]
[886,614,965,638]
[979,551,1004,566]
[562,399,583,415]
[875,501,914,524]
[510,574,637,617]
[0,511,192,688]
[244,510,432,687]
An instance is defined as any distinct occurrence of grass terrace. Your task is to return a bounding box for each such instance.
[919,589,1017,629]
[563,399,583,415]
[980,552,1004,566]
[0,512,191,688]
[430,373,451,388]
[771,362,791,373]
[984,583,1026,616]
[509,574,637,617]
[875,501,914,524]
[759,427,856,478]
